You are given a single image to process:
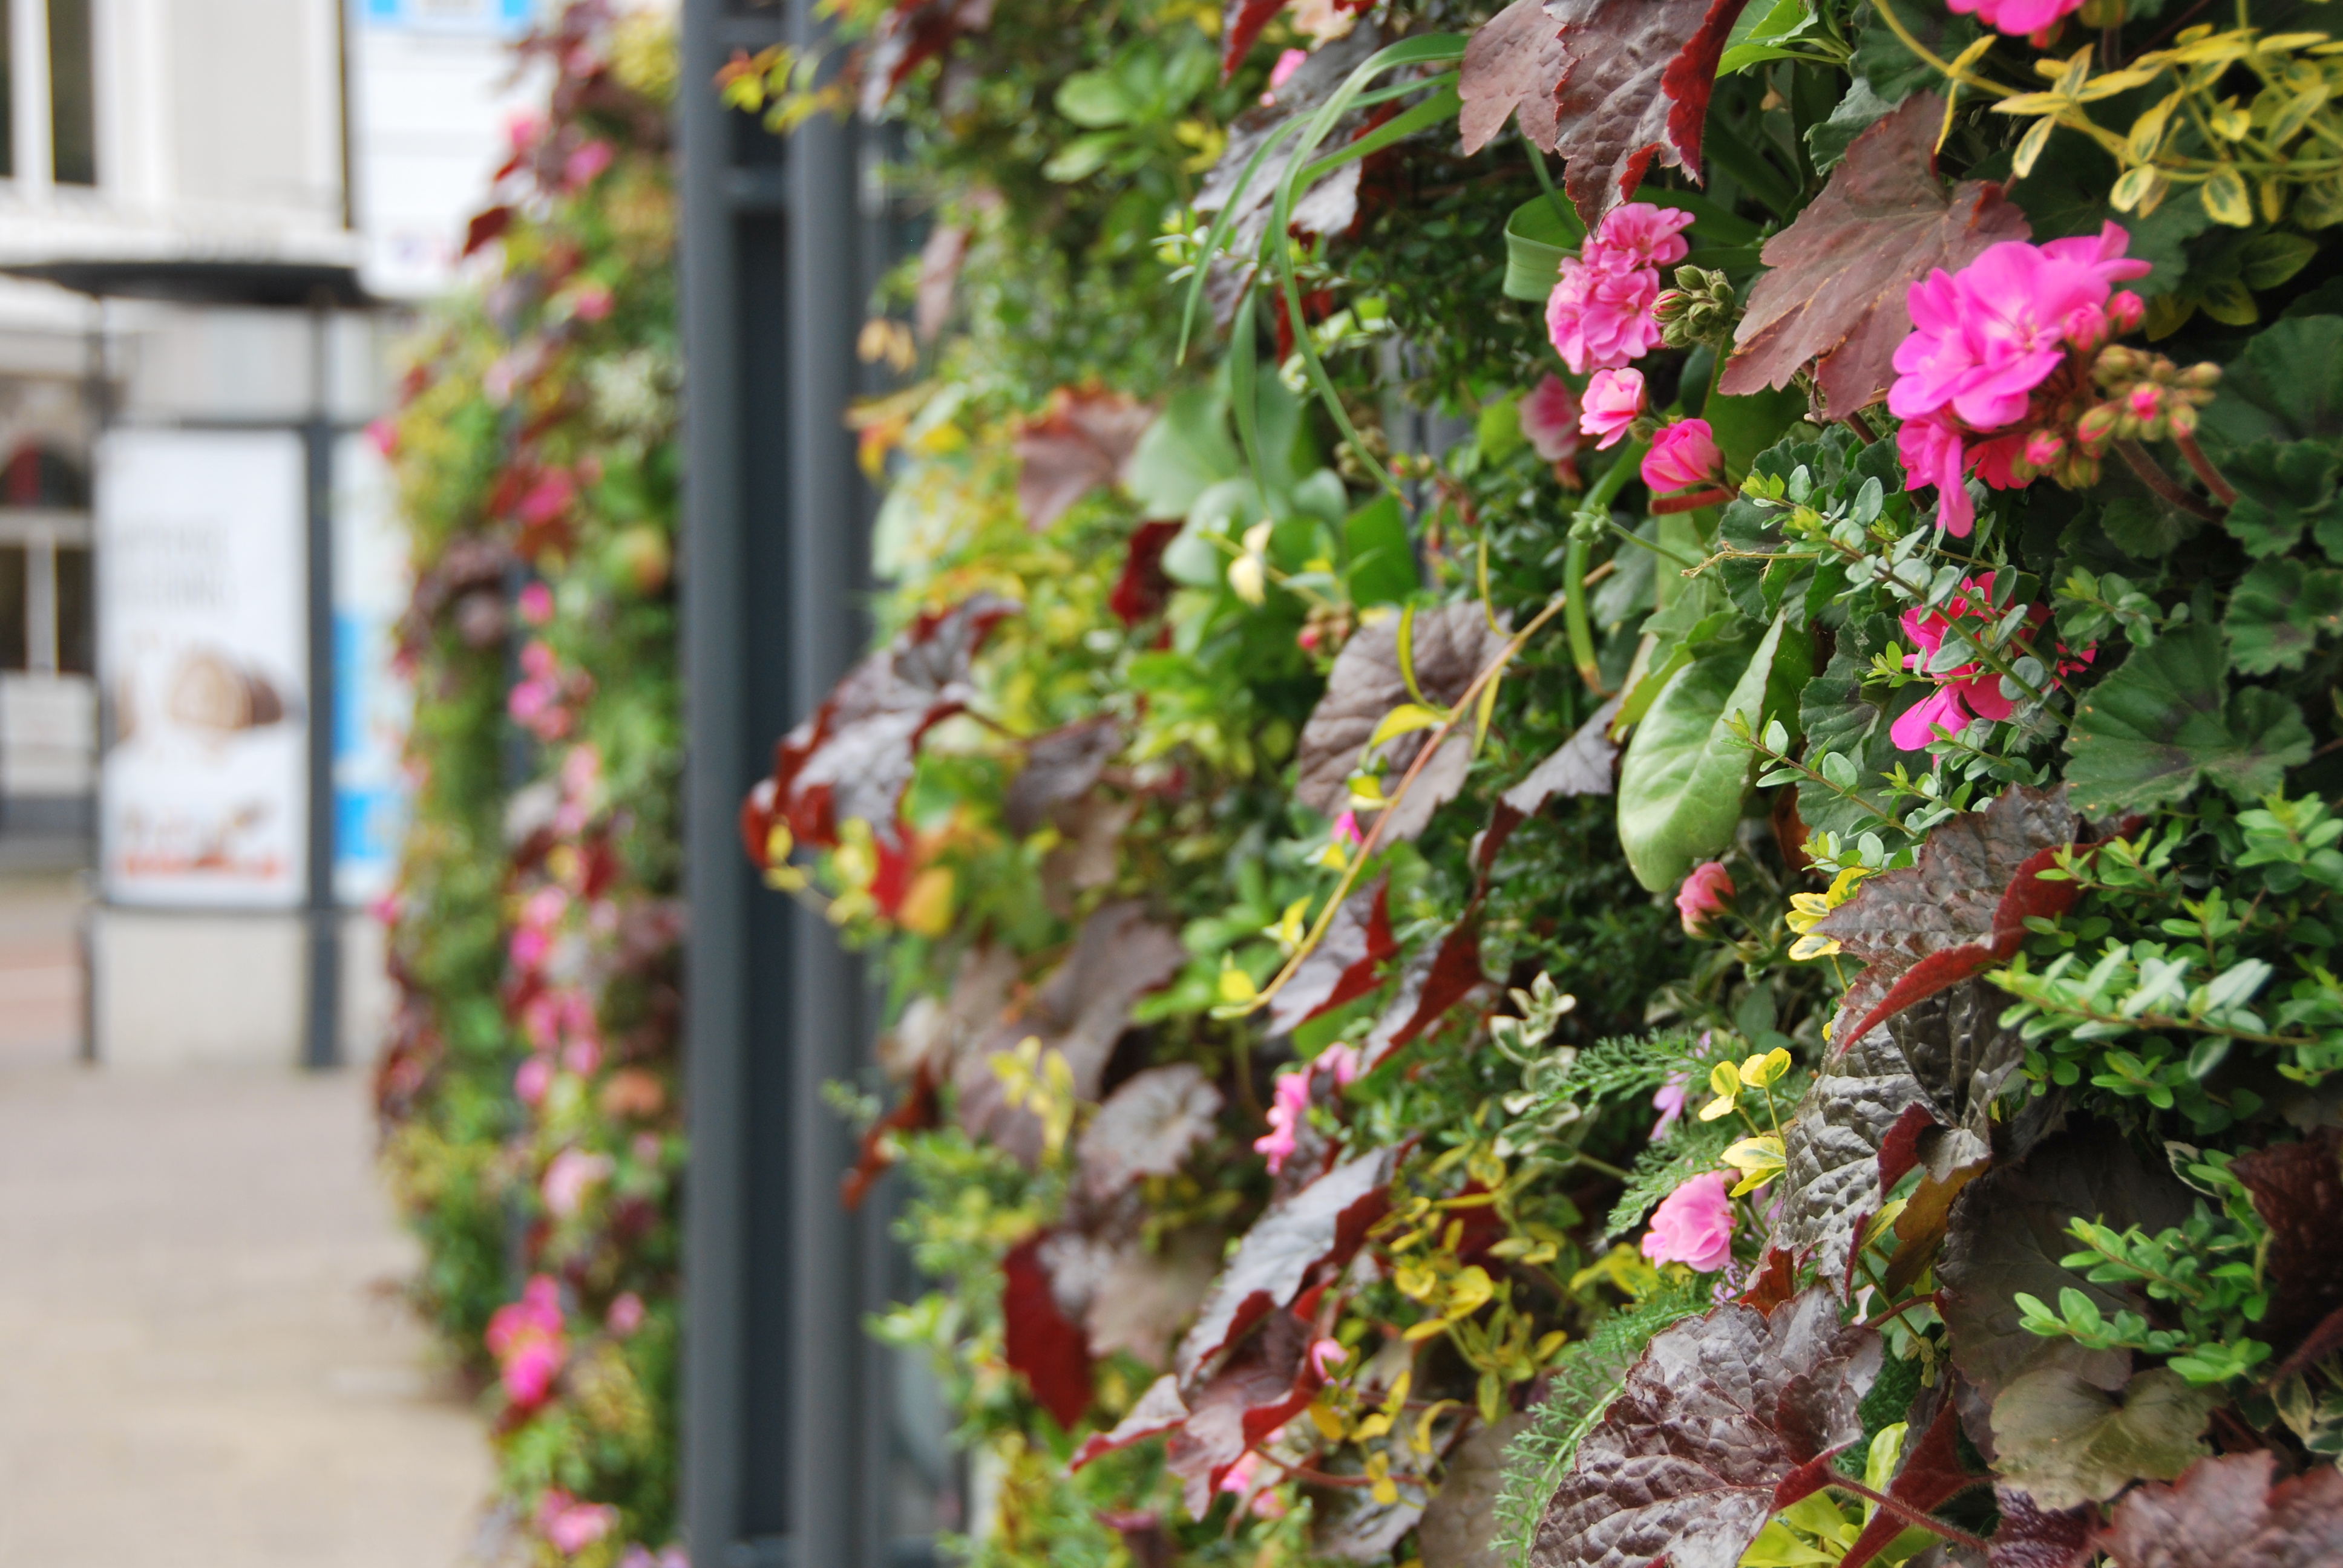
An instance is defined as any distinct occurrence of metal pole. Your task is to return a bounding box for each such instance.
[678,0,749,1555]
[302,296,338,1070]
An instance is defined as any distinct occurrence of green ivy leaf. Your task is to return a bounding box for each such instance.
[1618,610,1813,892]
[2224,558,2343,675]
[2064,624,2313,815]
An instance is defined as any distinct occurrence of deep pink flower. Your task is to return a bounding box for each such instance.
[1895,409,1974,537]
[1547,263,1664,374]
[1888,573,2090,750]
[487,1276,568,1408]
[1262,48,1308,104]
[1520,373,1583,464]
[1308,1338,1346,1377]
[1947,0,2084,39]
[365,417,398,459]
[1331,810,1362,849]
[518,469,577,527]
[1590,203,1695,272]
[1319,1043,1361,1087]
[1580,368,1645,449]
[569,283,614,322]
[564,139,615,190]
[1673,860,1735,936]
[1253,1068,1312,1172]
[519,582,555,626]
[1640,1171,1735,1273]
[516,1054,554,1106]
[607,1292,646,1337]
[1643,419,1723,493]
[538,1490,619,1555]
[544,1149,615,1218]
[1650,1071,1691,1140]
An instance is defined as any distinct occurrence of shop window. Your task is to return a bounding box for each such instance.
[48,0,93,187]
[55,544,88,674]
[0,547,25,671]
[0,443,87,509]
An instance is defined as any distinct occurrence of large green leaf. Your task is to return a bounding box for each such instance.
[2064,624,2314,815]
[2225,557,2343,675]
[1124,385,1240,518]
[1618,610,1814,891]
[1991,1367,2218,1510]
[2199,315,2343,450]
[1501,192,1582,302]
[1343,494,1420,607]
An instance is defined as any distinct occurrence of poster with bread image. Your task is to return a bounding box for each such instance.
[97,430,309,907]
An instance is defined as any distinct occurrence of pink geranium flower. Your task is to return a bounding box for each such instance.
[1579,368,1645,449]
[1947,0,2083,40]
[1642,419,1723,493]
[1544,203,1694,373]
[563,139,615,191]
[516,1054,555,1106]
[487,1276,568,1409]
[518,582,555,626]
[538,1491,619,1555]
[607,1292,646,1337]
[1889,573,2093,751]
[1673,860,1735,936]
[1640,1172,1735,1273]
[543,1148,615,1218]
[1520,374,1583,464]
[1262,48,1308,105]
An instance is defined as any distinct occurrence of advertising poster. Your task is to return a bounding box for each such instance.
[97,430,309,908]
[332,434,413,905]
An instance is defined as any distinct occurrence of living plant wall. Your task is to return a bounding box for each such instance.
[374,5,689,1563]
[730,0,2343,1563]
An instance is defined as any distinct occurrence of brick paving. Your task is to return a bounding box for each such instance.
[0,876,490,1568]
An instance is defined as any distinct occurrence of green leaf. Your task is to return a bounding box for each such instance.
[1124,386,1240,519]
[2224,558,2343,675]
[2199,315,2343,451]
[1704,382,1809,482]
[1054,71,1136,128]
[1849,6,1979,106]
[1806,77,1895,174]
[2064,624,2314,815]
[1716,0,1817,77]
[1501,191,1584,302]
[2241,233,2321,292]
[1344,494,1420,607]
[1618,610,1814,892]
[1041,131,1122,182]
[1796,622,1901,841]
[2092,462,2205,561]
[1990,1367,2219,1510]
[2215,440,2341,559]
[1478,392,1525,466]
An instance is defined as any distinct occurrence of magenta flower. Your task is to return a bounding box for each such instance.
[1579,368,1646,449]
[365,417,398,459]
[1650,1070,1691,1140]
[1591,203,1696,272]
[563,139,616,191]
[1889,573,2092,751]
[538,1490,619,1555]
[1642,419,1724,493]
[1253,1067,1312,1172]
[1262,47,1308,105]
[1308,1337,1346,1377]
[1673,860,1735,936]
[1640,1171,1735,1273]
[1544,202,1693,373]
[1520,373,1584,465]
[1895,410,1974,537]
[519,581,555,626]
[1331,810,1363,849]
[1946,0,2084,39]
[543,1149,615,1218]
[516,1054,555,1106]
[517,469,577,527]
[1319,1042,1361,1087]
[487,1276,568,1409]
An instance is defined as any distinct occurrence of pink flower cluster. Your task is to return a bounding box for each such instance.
[543,1147,616,1218]
[1890,573,2093,751]
[1890,224,2148,537]
[537,1489,619,1555]
[1643,419,1724,497]
[1253,1044,1361,1174]
[1640,1171,1735,1273]
[1545,203,1694,376]
[1580,368,1646,449]
[1948,0,2083,42]
[511,639,589,740]
[487,1275,569,1409]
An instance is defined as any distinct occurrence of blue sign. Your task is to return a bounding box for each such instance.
[361,0,536,34]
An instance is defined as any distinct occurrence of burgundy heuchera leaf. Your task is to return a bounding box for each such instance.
[1015,388,1156,532]
[1268,875,1398,1036]
[1542,0,1752,227]
[1456,0,1568,155]
[1002,1234,1093,1429]
[1531,1286,1883,1568]
[2104,1451,2343,1568]
[1720,92,2031,416]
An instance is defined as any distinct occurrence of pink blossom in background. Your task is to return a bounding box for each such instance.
[1640,1171,1735,1273]
[506,110,547,155]
[1262,47,1308,104]
[1579,368,1645,449]
[561,1035,603,1077]
[1642,419,1723,492]
[538,1490,619,1555]
[569,283,615,322]
[518,469,577,527]
[564,139,616,189]
[543,1148,615,1218]
[1318,1043,1361,1088]
[510,924,552,970]
[1519,373,1584,464]
[522,640,560,681]
[607,1292,646,1336]
[1673,860,1735,936]
[487,1276,568,1408]
[1309,1338,1347,1377]
[1650,1070,1691,1140]
[1543,203,1692,373]
[633,1132,663,1166]
[516,1054,555,1106]
[365,417,398,459]
[1331,810,1363,849]
[1946,0,2084,40]
[519,582,556,625]
[1253,1067,1314,1172]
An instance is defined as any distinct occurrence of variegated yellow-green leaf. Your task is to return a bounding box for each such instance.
[2128,89,2181,160]
[2201,166,2253,226]
[2111,163,2161,212]
[1367,702,1448,750]
[2013,116,2057,179]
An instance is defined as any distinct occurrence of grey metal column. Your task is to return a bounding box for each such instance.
[302,299,339,1070]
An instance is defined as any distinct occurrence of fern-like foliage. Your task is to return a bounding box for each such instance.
[1487,1283,1709,1567]
[1602,1114,1738,1241]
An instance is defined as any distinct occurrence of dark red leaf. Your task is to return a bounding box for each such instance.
[1218,0,1285,81]
[1076,1064,1224,1203]
[1003,1234,1095,1429]
[1842,1404,1981,1568]
[1502,694,1622,816]
[1070,1371,1191,1469]
[751,592,1019,853]
[1720,93,2031,417]
[1530,1286,1883,1568]
[1004,716,1123,837]
[462,205,513,257]
[841,1059,941,1210]
[1360,915,1489,1071]
[1111,520,1182,626]
[2230,1129,2343,1362]
[1988,1486,2099,1568]
[1542,0,1752,227]
[1174,1146,1392,1387]
[860,0,995,117]
[1296,603,1510,841]
[1015,388,1156,532]
[1456,0,1567,155]
[1269,875,1399,1036]
[2104,1451,2343,1568]
[1739,1246,1798,1312]
[1775,1028,1924,1293]
[1167,1313,1316,1514]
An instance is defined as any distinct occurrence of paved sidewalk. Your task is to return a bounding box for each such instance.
[0,886,491,1566]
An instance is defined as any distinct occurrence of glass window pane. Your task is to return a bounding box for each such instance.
[54,545,90,675]
[0,547,27,671]
[48,0,93,187]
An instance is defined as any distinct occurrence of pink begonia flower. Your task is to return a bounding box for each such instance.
[1309,1338,1347,1377]
[544,1148,616,1218]
[1253,1067,1314,1173]
[487,1276,568,1408]
[1640,1171,1735,1273]
[607,1292,646,1337]
[1673,860,1735,936]
[519,581,555,626]
[521,639,560,681]
[1889,573,2092,751]
[1543,203,1693,373]
[1579,368,1646,450]
[569,283,614,322]
[1947,0,2083,39]
[516,1054,555,1106]
[538,1491,619,1555]
[1520,373,1584,465]
[1642,419,1723,492]
[564,139,615,190]
[1650,1070,1691,1140]
[561,1035,603,1077]
[511,924,552,970]
[1262,48,1308,105]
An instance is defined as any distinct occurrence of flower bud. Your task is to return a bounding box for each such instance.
[2024,429,2066,467]
[2182,361,2223,390]
[2127,384,2164,420]
[2075,403,2120,449]
[2109,290,2146,333]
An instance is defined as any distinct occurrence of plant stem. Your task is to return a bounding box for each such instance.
[1564,534,1608,695]
[1830,1478,1991,1552]
[2114,437,2223,521]
[2175,431,2238,506]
